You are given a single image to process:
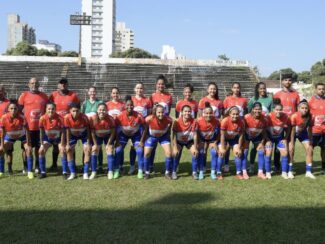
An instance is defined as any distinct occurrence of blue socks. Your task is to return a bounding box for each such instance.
[257,150,265,172]
[210,148,217,172]
[143,156,150,173]
[130,146,136,167]
[198,151,205,172]
[165,157,172,173]
[191,156,198,173]
[136,146,144,171]
[265,156,271,173]
[281,156,288,173]
[0,156,4,173]
[241,149,248,171]
[107,154,114,172]
[91,154,97,172]
[288,163,293,173]
[306,164,312,173]
[39,156,46,174]
[234,156,241,174]
[217,156,224,174]
[83,163,89,174]
[61,156,68,174]
[68,160,75,174]
[27,156,33,173]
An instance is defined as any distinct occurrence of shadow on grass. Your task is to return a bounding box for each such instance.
[0,192,324,243]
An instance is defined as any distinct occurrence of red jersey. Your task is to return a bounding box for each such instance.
[0,99,10,118]
[197,116,220,141]
[309,95,325,134]
[39,113,64,140]
[266,112,290,139]
[18,91,48,131]
[223,96,248,117]
[176,99,198,118]
[145,115,173,137]
[273,90,300,116]
[173,117,198,143]
[106,100,125,118]
[244,114,267,138]
[198,96,223,118]
[116,111,145,137]
[0,113,26,139]
[290,112,312,135]
[220,116,245,140]
[64,113,89,137]
[89,114,115,138]
[49,91,80,118]
[132,96,152,117]
[150,92,173,115]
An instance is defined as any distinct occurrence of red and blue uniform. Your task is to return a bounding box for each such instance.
[273,90,300,117]
[197,116,220,143]
[173,117,198,147]
[198,96,223,119]
[220,116,244,146]
[0,113,27,143]
[266,112,290,148]
[309,95,325,147]
[290,112,312,143]
[39,113,64,145]
[244,114,267,143]
[89,114,115,145]
[49,91,80,118]
[175,99,198,118]
[150,92,173,116]
[223,96,247,117]
[106,100,125,119]
[145,115,172,147]
[64,113,89,146]
[132,96,152,118]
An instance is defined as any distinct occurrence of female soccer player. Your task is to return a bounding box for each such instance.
[198,82,223,119]
[149,75,173,173]
[289,100,315,179]
[64,103,91,180]
[128,82,152,175]
[223,82,248,173]
[218,106,245,180]
[175,83,198,118]
[143,104,173,179]
[106,87,125,118]
[197,102,220,180]
[38,103,65,179]
[115,96,145,179]
[243,102,268,180]
[265,99,291,179]
[0,101,33,179]
[172,105,198,180]
[89,103,115,180]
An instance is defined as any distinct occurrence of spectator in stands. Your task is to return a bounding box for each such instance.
[308,83,325,174]
[18,78,49,177]
[247,82,273,174]
[81,86,104,173]
[273,74,300,174]
[49,78,80,172]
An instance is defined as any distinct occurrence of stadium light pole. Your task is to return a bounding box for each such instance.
[70,12,92,64]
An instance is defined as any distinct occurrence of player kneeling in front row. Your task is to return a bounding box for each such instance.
[0,101,33,179]
[64,103,91,180]
[115,96,145,179]
[38,103,66,179]
[172,105,199,180]
[289,100,315,179]
[265,100,290,179]
[89,103,115,180]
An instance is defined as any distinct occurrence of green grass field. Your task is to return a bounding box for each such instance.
[0,142,324,243]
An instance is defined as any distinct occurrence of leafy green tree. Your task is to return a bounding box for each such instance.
[218,54,230,61]
[6,41,37,56]
[268,68,298,81]
[110,48,159,59]
[59,51,79,57]
[311,61,325,83]
[297,71,312,83]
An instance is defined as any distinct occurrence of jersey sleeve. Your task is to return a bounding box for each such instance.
[198,98,205,110]
[17,92,25,106]
[175,101,181,113]
[220,118,227,130]
[39,116,45,129]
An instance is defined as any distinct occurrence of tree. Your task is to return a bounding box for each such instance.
[37,49,58,57]
[110,48,159,59]
[268,68,298,81]
[311,61,325,83]
[218,54,230,61]
[297,71,312,83]
[59,51,79,57]
[6,41,37,56]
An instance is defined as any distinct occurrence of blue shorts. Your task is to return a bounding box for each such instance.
[70,134,88,147]
[295,130,310,143]
[312,134,325,147]
[145,133,170,148]
[4,134,26,143]
[177,140,194,149]
[42,134,61,145]
[267,137,286,149]
[226,136,240,147]
[245,133,263,144]
[118,131,142,146]
[29,130,40,148]
[96,136,109,146]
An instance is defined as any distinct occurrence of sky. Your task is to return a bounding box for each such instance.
[0,0,324,76]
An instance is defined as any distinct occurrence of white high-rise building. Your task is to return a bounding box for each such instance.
[81,0,116,58]
[7,14,36,50]
[115,22,134,52]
